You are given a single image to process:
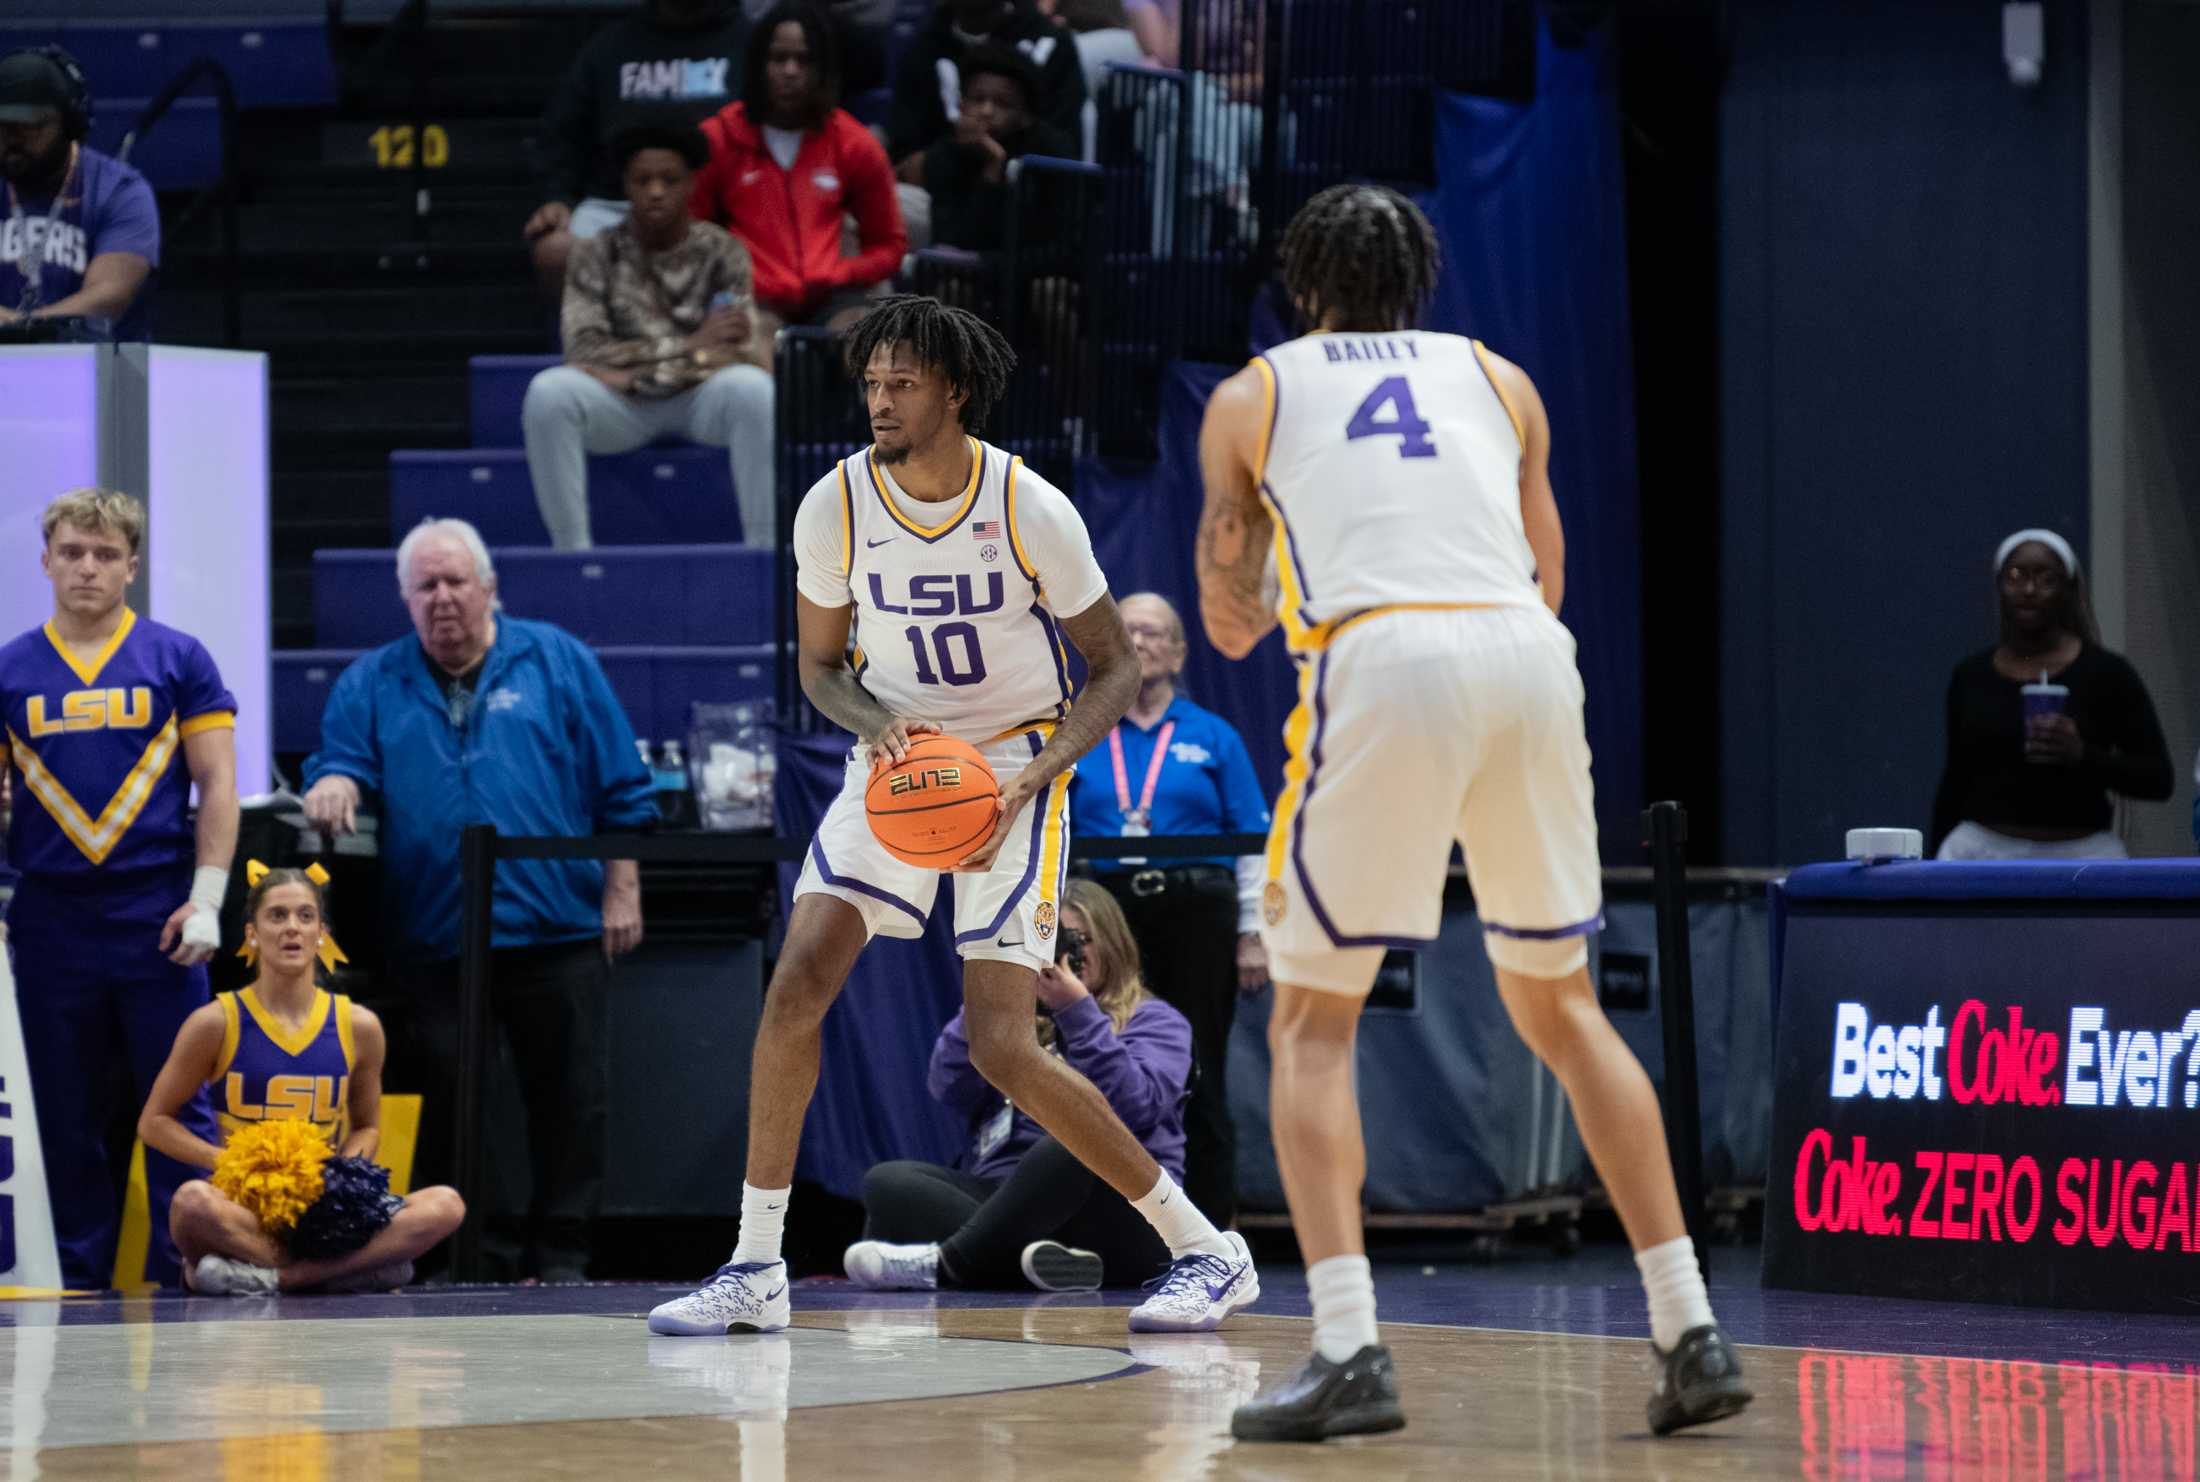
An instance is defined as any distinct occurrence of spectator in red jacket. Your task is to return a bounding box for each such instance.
[692,1,907,356]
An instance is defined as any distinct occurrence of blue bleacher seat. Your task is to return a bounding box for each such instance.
[597,646,777,748]
[0,20,336,111]
[274,644,777,755]
[87,96,219,192]
[270,650,352,759]
[314,544,774,649]
[469,354,561,447]
[388,446,743,547]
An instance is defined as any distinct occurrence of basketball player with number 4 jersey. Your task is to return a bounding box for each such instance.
[1198,187,1751,1443]
[652,297,1258,1341]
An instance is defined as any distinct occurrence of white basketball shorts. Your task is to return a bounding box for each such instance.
[793,726,1073,972]
[1260,604,1604,994]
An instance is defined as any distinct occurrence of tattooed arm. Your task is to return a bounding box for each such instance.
[1196,365,1280,660]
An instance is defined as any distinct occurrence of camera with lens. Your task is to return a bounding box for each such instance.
[1055,925,1089,979]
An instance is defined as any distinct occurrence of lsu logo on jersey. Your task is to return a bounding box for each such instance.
[865,572,1007,617]
[225,1072,349,1125]
[24,686,154,737]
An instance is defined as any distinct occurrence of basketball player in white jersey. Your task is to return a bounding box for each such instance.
[652,296,1258,1337]
[1198,188,1752,1441]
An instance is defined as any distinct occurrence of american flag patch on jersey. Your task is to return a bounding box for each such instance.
[973,520,1003,539]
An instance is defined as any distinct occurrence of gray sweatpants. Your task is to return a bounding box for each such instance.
[521,364,775,549]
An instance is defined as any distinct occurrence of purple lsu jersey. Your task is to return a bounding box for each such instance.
[213,987,357,1148]
[1,609,235,878]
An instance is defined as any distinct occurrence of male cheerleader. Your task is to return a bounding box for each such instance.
[2,488,235,1287]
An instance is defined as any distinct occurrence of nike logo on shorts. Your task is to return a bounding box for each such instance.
[998,936,1024,948]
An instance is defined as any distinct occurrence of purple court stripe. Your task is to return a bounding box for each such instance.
[809,835,927,927]
[1481,913,1607,941]
[954,732,1049,944]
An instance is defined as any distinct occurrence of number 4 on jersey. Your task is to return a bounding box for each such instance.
[1344,375,1437,459]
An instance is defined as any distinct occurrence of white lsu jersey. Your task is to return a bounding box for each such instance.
[1254,330,1540,652]
[793,437,1110,740]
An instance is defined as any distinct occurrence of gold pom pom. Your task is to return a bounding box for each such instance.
[211,1119,332,1236]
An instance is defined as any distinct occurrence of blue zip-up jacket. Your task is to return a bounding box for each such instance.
[303,618,656,964]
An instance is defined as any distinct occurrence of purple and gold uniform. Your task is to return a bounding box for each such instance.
[1,607,232,1288]
[211,987,356,1150]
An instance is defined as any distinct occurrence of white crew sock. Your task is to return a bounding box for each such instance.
[1635,1235,1716,1350]
[1307,1253,1379,1363]
[1129,1171,1233,1260]
[732,1182,792,1266]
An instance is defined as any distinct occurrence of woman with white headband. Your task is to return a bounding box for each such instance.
[1929,528,2173,859]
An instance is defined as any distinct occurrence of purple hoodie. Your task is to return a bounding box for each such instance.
[928,994,1191,1183]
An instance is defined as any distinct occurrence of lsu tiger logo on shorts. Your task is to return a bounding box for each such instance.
[1263,881,1288,927]
[1034,901,1057,940]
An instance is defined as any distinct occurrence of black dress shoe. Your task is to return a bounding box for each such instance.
[1230,1344,1406,1443]
[1647,1324,1754,1435]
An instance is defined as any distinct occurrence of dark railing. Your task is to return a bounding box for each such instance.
[1093,65,1192,459]
[1197,0,1519,220]
[447,817,1718,1279]
[450,825,1269,1277]
[120,58,242,347]
[1085,0,1521,456]
[904,154,1102,489]
[771,326,871,729]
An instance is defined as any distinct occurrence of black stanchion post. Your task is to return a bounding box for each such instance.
[452,822,497,1282]
[1643,800,1710,1279]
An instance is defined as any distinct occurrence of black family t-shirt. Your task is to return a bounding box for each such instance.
[1929,643,2174,849]
[540,4,749,204]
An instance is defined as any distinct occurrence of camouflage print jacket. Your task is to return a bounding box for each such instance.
[560,219,755,398]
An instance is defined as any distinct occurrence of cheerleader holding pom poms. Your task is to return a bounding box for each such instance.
[136,864,465,1294]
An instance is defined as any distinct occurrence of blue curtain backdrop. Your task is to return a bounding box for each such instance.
[1418,31,1645,853]
[789,27,1648,1197]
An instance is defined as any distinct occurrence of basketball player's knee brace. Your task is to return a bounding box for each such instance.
[1482,931,1588,980]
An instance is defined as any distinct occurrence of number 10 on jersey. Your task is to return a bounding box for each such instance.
[905,622,987,686]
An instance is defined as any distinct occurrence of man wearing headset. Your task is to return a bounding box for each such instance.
[0,47,159,339]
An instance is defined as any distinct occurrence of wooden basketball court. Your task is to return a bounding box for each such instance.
[7,1252,2196,1479]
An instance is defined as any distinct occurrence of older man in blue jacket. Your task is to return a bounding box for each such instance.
[301,518,655,1281]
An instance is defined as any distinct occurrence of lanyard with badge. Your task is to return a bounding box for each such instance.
[1108,720,1174,873]
[4,143,79,315]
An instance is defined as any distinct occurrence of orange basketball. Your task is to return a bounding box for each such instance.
[865,735,1001,867]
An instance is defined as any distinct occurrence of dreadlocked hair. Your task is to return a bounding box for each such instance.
[1278,184,1441,333]
[840,294,1018,435]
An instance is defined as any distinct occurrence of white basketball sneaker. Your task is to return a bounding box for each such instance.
[190,1254,279,1297]
[648,1260,792,1335]
[1128,1232,1260,1333]
[842,1240,940,1290]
